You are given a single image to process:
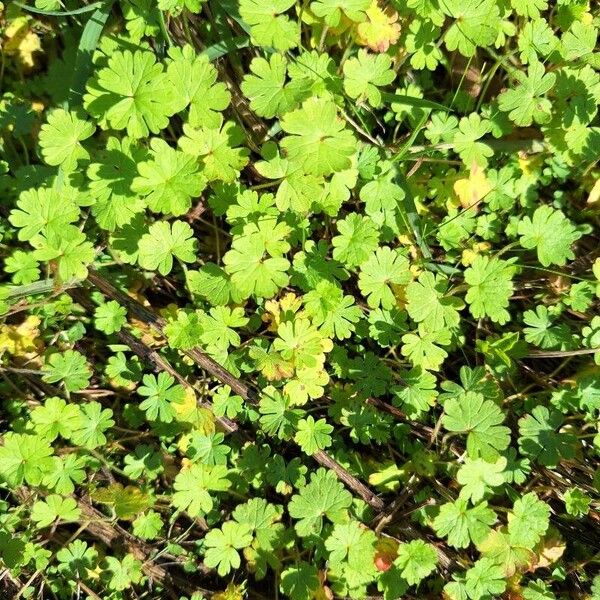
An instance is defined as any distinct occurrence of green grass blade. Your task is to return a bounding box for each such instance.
[67,1,115,108]
[201,36,249,61]
[14,1,103,16]
[381,92,451,113]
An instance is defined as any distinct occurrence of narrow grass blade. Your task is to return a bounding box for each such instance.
[201,36,249,61]
[67,1,114,108]
[381,92,451,113]
[14,1,103,16]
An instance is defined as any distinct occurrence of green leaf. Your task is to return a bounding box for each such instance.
[358,246,411,309]
[343,49,395,107]
[456,456,506,504]
[42,350,92,392]
[394,540,437,586]
[294,416,333,454]
[31,495,80,528]
[179,119,249,183]
[406,271,463,332]
[392,367,437,418]
[464,557,507,600]
[280,97,357,176]
[518,405,578,467]
[442,391,510,460]
[280,563,319,600]
[88,137,148,231]
[288,468,352,536]
[200,306,248,350]
[561,21,597,61]
[259,386,302,439]
[70,401,114,449]
[172,463,231,516]
[304,280,362,340]
[166,44,231,127]
[510,0,547,18]
[102,554,143,591]
[187,263,239,306]
[517,205,582,267]
[311,0,370,26]
[93,483,153,519]
[56,541,98,579]
[523,580,557,600]
[223,219,290,299]
[508,492,550,549]
[0,433,54,486]
[132,138,206,216]
[132,510,163,540]
[464,255,516,325]
[239,0,298,51]
[453,113,493,167]
[498,62,556,127]
[433,499,497,549]
[401,325,450,371]
[138,372,185,423]
[138,220,197,275]
[563,487,591,517]
[9,188,79,241]
[523,305,573,350]
[441,0,500,57]
[38,108,95,171]
[30,396,82,442]
[241,53,303,118]
[95,300,127,335]
[203,521,253,576]
[232,497,284,551]
[332,214,379,268]
[43,455,87,494]
[32,227,95,282]
[84,50,176,138]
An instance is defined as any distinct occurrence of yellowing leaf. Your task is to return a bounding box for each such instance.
[587,178,600,205]
[0,316,43,360]
[453,164,492,209]
[368,462,407,491]
[213,583,246,600]
[531,534,565,570]
[262,292,304,331]
[517,152,542,176]
[314,583,334,600]
[4,17,42,69]
[461,242,491,266]
[173,387,216,433]
[477,528,534,577]
[355,1,401,52]
[91,483,153,519]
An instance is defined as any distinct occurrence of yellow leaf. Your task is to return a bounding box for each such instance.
[461,242,491,266]
[178,433,192,454]
[587,178,600,205]
[453,164,492,209]
[213,583,246,600]
[368,461,407,491]
[262,292,304,331]
[355,1,401,52]
[0,315,43,361]
[4,17,42,69]
[518,152,543,176]
[314,584,334,600]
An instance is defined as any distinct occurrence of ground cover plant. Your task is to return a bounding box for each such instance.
[1,0,600,598]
